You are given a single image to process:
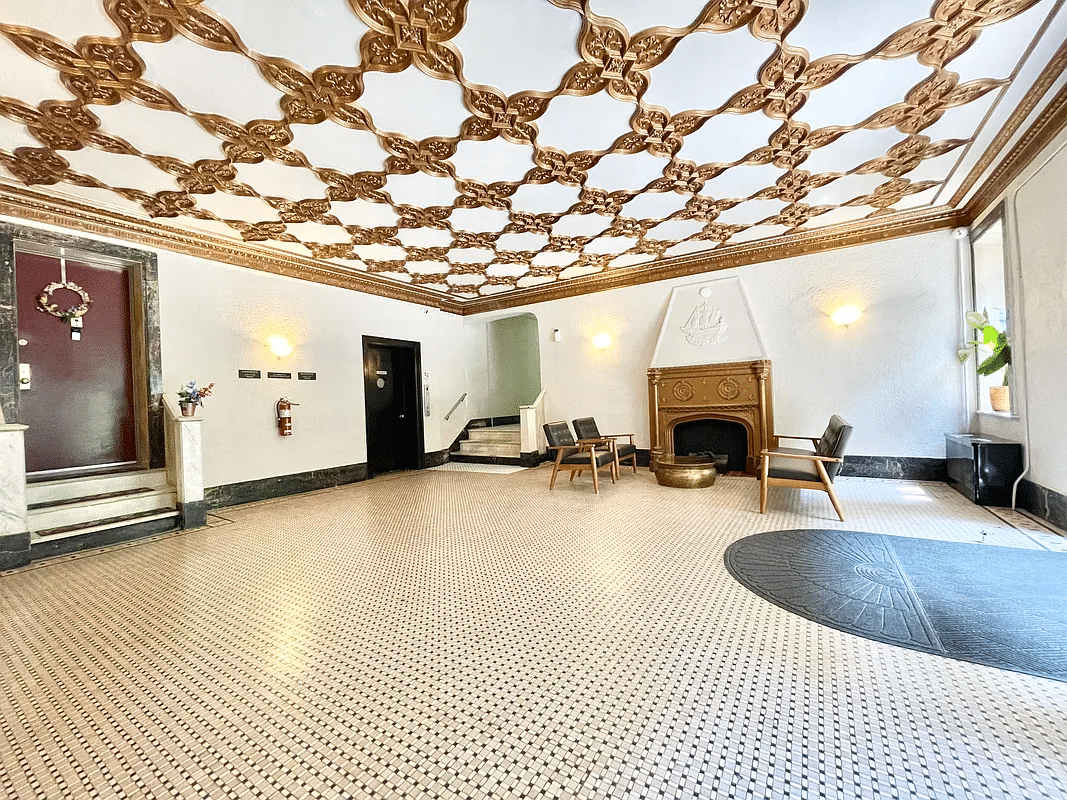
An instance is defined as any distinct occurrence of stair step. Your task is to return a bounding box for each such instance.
[27,485,176,534]
[26,469,169,506]
[32,509,178,540]
[466,425,521,443]
[457,441,521,457]
[28,486,153,510]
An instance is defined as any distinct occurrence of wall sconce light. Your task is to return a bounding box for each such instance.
[830,306,863,326]
[592,333,612,350]
[266,335,293,358]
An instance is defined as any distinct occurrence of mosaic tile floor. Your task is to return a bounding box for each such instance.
[3,470,1067,799]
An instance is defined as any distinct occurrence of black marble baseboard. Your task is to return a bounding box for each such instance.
[206,463,369,509]
[421,449,450,469]
[839,456,947,481]
[636,449,651,468]
[178,499,207,529]
[519,451,549,468]
[451,453,523,466]
[1018,479,1067,531]
[30,514,178,561]
[0,531,30,571]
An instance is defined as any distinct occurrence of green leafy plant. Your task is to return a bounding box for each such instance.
[177,380,214,406]
[957,310,1011,385]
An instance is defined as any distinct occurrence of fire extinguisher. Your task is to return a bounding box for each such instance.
[276,397,299,436]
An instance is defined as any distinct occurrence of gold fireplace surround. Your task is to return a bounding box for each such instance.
[647,360,774,475]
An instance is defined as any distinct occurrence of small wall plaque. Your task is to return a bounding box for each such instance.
[298,372,317,381]
[267,371,292,379]
[238,369,261,379]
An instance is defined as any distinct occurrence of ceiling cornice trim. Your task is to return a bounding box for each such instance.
[950,35,1067,210]
[458,207,968,314]
[0,183,465,314]
[963,79,1067,222]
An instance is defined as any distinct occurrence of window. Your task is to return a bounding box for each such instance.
[968,205,1013,415]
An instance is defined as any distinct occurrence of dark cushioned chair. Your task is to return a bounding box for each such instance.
[572,417,638,478]
[543,421,616,493]
[759,415,853,521]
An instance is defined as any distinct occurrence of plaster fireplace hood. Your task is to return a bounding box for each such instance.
[647,277,773,475]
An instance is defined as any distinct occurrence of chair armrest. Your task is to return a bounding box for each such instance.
[601,433,635,443]
[760,449,841,463]
[576,437,613,446]
[776,435,821,446]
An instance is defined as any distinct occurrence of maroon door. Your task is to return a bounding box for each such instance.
[16,252,137,475]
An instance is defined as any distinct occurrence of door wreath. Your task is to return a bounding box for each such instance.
[36,281,92,320]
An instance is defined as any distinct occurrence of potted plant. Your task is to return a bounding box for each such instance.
[177,381,214,417]
[957,310,1011,412]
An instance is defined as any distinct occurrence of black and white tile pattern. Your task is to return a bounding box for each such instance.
[2,471,1066,799]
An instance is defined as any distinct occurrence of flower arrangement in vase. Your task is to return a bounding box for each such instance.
[177,381,214,416]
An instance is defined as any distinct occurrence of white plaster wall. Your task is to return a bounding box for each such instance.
[466,231,963,458]
[157,253,470,488]
[1015,148,1067,494]
[974,130,1067,496]
[487,313,541,416]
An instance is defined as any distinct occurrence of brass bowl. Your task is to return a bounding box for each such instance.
[654,455,719,489]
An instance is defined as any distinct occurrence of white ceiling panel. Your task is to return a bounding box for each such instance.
[0,35,76,106]
[588,0,710,34]
[789,0,932,58]
[451,137,535,184]
[644,29,774,113]
[207,0,367,69]
[801,58,934,130]
[289,123,385,174]
[133,37,282,122]
[455,0,582,96]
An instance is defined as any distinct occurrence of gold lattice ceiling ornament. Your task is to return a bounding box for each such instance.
[0,0,1051,301]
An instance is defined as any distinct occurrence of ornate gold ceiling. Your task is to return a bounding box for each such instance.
[0,0,1062,308]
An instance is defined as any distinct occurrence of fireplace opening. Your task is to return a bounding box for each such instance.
[673,419,748,472]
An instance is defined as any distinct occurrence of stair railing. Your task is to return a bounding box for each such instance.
[444,392,467,422]
[163,395,207,529]
[519,388,546,458]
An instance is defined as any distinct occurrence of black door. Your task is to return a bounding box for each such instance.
[363,337,422,477]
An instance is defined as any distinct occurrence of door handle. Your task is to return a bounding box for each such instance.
[18,363,30,390]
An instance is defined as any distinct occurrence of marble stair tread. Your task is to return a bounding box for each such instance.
[31,509,180,541]
[456,441,521,457]
[466,426,521,443]
[26,468,170,506]
[28,486,154,510]
[27,485,177,534]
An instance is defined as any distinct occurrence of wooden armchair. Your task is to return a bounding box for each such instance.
[543,421,617,494]
[759,415,853,521]
[572,417,638,478]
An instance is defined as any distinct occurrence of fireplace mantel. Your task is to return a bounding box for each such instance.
[647,360,774,475]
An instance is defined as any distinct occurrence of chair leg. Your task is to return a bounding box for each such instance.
[759,455,769,513]
[591,452,600,494]
[816,461,846,522]
[549,463,559,489]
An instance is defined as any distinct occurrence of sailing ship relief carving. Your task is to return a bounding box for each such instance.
[680,302,728,346]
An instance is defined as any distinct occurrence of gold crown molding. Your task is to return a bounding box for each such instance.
[949,34,1067,210]
[459,206,968,315]
[963,79,1067,221]
[0,182,464,314]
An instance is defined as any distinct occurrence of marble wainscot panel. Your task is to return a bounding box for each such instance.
[0,421,30,569]
[1019,479,1067,531]
[166,397,205,529]
[205,463,369,509]
[840,456,947,481]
